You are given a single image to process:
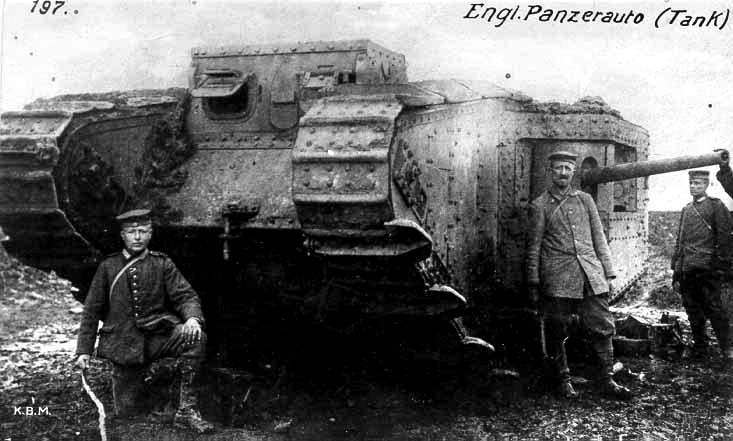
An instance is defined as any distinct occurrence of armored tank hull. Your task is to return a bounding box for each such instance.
[0,39,724,366]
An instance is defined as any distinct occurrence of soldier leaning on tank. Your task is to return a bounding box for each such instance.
[715,151,733,198]
[672,170,733,364]
[73,209,214,433]
[526,151,633,400]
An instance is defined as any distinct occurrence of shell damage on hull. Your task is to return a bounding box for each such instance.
[0,39,726,366]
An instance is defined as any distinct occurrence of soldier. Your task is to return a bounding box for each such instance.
[73,209,214,433]
[672,170,732,363]
[526,151,633,400]
[715,153,733,198]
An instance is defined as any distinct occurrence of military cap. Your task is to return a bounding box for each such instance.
[688,170,710,180]
[547,151,578,163]
[116,209,152,227]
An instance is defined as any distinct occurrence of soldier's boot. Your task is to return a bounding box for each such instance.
[111,364,147,421]
[597,352,633,401]
[173,363,214,434]
[683,345,708,361]
[552,338,577,399]
[559,373,578,399]
[687,316,710,361]
[710,314,730,365]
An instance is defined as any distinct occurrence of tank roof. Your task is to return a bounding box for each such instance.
[191,39,404,62]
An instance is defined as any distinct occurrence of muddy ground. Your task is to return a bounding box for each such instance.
[1,212,732,441]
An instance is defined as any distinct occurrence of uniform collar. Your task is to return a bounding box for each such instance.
[122,248,148,261]
[548,185,578,200]
[692,194,708,203]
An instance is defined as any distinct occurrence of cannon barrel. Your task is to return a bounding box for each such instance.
[581,150,729,186]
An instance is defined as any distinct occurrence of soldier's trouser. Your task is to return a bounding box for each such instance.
[541,291,616,381]
[111,324,206,417]
[680,270,730,350]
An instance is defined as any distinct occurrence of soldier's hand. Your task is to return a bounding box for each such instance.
[714,148,730,167]
[528,286,539,306]
[607,279,615,295]
[672,281,680,293]
[74,354,90,371]
[181,317,202,346]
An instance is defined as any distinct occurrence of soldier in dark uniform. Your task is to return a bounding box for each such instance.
[672,170,732,363]
[526,151,633,400]
[73,209,214,433]
[715,156,733,198]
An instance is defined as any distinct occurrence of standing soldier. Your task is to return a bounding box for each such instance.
[672,170,732,363]
[73,209,214,433]
[526,151,633,400]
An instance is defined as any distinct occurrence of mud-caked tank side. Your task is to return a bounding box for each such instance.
[0,92,186,294]
[485,97,652,300]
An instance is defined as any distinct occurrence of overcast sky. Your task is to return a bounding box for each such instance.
[2,0,732,209]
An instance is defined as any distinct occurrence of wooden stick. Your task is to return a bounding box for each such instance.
[81,370,107,441]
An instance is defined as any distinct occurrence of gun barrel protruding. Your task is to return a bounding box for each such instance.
[581,150,729,186]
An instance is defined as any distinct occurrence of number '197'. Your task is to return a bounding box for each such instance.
[30,0,67,15]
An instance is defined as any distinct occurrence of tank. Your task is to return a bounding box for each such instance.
[0,39,726,367]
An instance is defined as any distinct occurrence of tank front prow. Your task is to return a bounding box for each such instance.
[581,150,729,186]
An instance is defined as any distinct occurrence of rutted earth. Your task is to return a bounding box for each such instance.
[1,213,732,441]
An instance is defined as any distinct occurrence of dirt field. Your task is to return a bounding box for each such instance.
[1,212,732,441]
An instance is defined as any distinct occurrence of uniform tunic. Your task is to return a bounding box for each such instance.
[672,195,732,350]
[672,196,733,274]
[76,249,204,366]
[526,187,616,298]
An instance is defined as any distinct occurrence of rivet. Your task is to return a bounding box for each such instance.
[254,136,260,141]
[303,181,310,187]
[273,48,279,53]
[291,47,297,52]
[254,49,260,54]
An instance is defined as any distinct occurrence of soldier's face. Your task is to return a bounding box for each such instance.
[120,224,152,253]
[689,178,709,198]
[550,160,575,189]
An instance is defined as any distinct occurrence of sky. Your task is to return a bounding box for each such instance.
[2,0,732,209]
